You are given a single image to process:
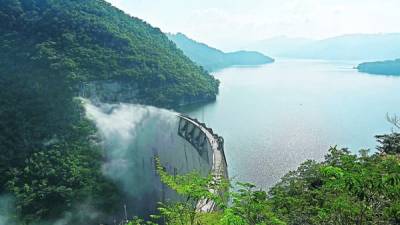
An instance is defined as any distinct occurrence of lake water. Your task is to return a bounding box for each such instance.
[180,59,400,188]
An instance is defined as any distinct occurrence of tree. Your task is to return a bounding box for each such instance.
[269,146,400,225]
[375,133,400,154]
[222,182,285,225]
[152,158,227,225]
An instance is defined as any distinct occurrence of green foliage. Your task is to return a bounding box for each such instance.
[269,147,400,225]
[127,216,157,225]
[138,159,282,225]
[196,212,224,225]
[153,158,226,225]
[376,133,400,154]
[4,119,121,224]
[156,158,224,204]
[222,183,285,225]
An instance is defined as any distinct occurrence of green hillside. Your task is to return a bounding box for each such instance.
[0,0,218,224]
[0,0,219,107]
[168,33,274,72]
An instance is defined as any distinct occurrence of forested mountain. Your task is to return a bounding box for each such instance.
[357,59,400,75]
[247,33,400,60]
[0,0,218,224]
[168,33,274,71]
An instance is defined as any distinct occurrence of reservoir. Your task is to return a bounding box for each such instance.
[180,59,400,188]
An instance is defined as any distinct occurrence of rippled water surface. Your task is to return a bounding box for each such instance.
[180,59,400,188]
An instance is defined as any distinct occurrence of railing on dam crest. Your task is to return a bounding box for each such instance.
[178,115,228,212]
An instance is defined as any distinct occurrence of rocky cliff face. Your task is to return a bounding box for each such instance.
[78,80,141,104]
[78,79,216,107]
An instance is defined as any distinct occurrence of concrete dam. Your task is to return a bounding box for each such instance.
[84,100,228,219]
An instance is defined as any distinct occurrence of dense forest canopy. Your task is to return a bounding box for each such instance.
[0,0,219,107]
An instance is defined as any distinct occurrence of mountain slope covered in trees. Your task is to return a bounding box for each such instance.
[0,0,219,224]
[168,33,274,71]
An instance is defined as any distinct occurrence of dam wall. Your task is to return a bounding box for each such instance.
[84,101,227,220]
[178,115,229,212]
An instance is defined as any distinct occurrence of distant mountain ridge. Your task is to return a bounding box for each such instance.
[244,36,314,57]
[246,33,400,61]
[168,33,274,71]
[357,59,400,75]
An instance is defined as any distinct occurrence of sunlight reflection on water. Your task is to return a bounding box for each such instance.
[180,59,400,188]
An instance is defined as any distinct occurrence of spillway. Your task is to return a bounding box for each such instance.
[83,100,228,219]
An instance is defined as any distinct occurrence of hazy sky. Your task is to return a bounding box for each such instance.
[106,0,400,50]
